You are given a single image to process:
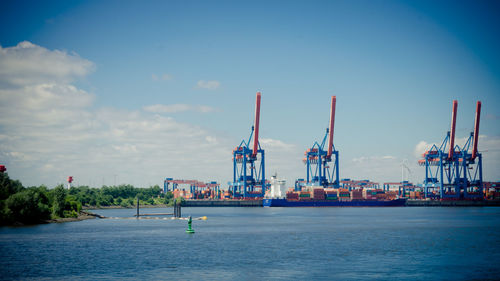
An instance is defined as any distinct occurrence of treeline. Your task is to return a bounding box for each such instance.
[0,173,81,225]
[0,172,175,225]
[68,184,174,208]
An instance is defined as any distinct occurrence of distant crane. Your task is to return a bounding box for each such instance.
[401,159,411,183]
[230,92,266,198]
[302,96,340,188]
[418,100,483,199]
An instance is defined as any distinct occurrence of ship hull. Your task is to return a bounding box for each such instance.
[263,198,406,207]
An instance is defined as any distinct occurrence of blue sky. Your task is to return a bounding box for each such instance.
[0,0,499,187]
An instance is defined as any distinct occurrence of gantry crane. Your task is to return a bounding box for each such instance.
[419,100,483,199]
[302,96,340,188]
[230,92,266,198]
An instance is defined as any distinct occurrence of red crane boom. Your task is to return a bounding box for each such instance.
[327,96,336,158]
[471,101,481,160]
[448,100,458,159]
[252,92,261,158]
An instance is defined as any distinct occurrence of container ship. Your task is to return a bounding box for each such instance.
[263,198,406,207]
[263,184,406,207]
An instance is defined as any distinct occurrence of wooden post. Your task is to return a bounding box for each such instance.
[174,201,177,217]
[136,197,139,217]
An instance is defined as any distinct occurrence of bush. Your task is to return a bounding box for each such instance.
[65,197,81,213]
[120,200,130,208]
[63,210,78,218]
[3,189,51,224]
[1,176,170,224]
[51,185,66,218]
[97,194,112,206]
[0,173,24,200]
[165,191,173,200]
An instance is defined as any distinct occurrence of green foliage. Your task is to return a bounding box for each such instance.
[97,194,112,206]
[51,185,66,218]
[164,191,173,200]
[65,195,81,213]
[163,192,174,206]
[0,172,24,200]
[3,188,51,224]
[63,210,78,218]
[1,172,166,225]
[65,185,163,208]
[146,197,155,205]
[120,199,131,208]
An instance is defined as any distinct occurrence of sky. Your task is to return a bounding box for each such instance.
[0,0,499,188]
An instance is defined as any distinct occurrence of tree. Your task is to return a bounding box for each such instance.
[0,172,24,200]
[163,192,174,205]
[3,189,51,224]
[52,185,66,218]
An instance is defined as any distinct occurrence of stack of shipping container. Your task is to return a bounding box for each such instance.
[283,187,405,201]
[350,189,363,200]
[409,191,423,199]
[325,189,338,200]
[299,191,311,200]
[286,191,299,200]
[312,188,325,200]
[362,189,377,200]
[337,188,350,201]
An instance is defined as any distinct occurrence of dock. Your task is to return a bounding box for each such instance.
[405,199,500,207]
[183,199,263,207]
[182,199,500,207]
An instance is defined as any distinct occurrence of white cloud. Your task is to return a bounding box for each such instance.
[0,41,232,188]
[344,155,416,184]
[0,41,94,86]
[112,144,138,153]
[259,138,296,150]
[205,136,217,144]
[196,80,220,90]
[255,138,303,186]
[142,104,218,113]
[351,155,396,164]
[414,140,433,158]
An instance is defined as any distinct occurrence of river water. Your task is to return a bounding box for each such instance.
[1,207,499,280]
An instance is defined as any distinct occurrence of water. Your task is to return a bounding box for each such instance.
[1,207,500,280]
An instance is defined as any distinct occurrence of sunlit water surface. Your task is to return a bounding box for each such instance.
[1,207,499,280]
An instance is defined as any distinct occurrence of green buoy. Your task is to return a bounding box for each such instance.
[186,216,195,234]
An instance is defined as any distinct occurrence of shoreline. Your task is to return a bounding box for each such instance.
[4,211,101,227]
[83,199,500,208]
[83,204,171,210]
[43,211,98,224]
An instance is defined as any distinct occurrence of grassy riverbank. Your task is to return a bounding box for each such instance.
[42,211,98,224]
[1,172,176,226]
